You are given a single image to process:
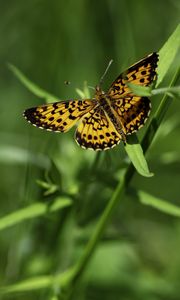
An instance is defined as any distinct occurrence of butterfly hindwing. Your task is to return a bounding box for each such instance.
[75,107,121,150]
[23,99,97,132]
[112,96,151,135]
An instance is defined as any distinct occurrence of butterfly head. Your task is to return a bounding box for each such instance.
[95,85,105,98]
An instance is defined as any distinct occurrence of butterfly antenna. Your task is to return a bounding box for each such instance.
[99,59,113,87]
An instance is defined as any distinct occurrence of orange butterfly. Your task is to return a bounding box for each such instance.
[24,53,158,151]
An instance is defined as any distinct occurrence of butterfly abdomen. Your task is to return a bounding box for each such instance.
[98,94,126,139]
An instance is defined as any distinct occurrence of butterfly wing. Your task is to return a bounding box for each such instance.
[107,53,158,135]
[111,96,151,135]
[23,99,97,132]
[108,52,158,99]
[75,106,121,150]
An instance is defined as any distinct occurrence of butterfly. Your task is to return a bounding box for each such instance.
[23,52,158,151]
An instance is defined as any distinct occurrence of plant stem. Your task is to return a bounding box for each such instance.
[65,67,180,299]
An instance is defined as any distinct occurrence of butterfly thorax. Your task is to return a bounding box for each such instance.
[95,85,126,141]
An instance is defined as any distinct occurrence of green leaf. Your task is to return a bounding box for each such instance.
[138,190,180,217]
[83,81,91,98]
[128,83,180,98]
[0,268,75,294]
[75,88,85,98]
[8,63,59,103]
[76,81,91,99]
[36,179,59,196]
[157,23,180,86]
[0,276,53,294]
[0,197,72,231]
[127,82,152,96]
[152,85,180,97]
[124,135,153,177]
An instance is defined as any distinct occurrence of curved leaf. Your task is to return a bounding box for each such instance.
[0,197,72,231]
[8,63,59,103]
[124,135,153,177]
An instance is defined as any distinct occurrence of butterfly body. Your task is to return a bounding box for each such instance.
[24,52,158,151]
[95,86,127,142]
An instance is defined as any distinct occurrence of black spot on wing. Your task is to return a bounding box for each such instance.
[23,107,40,125]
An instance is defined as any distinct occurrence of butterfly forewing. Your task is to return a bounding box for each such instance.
[24,99,97,132]
[108,52,158,99]
[106,52,158,135]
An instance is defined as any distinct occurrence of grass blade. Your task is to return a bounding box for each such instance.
[8,64,59,103]
[0,268,75,294]
[0,197,72,231]
[157,23,180,86]
[0,276,53,294]
[138,190,180,217]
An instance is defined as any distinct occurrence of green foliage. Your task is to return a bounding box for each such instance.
[124,135,153,177]
[8,64,59,103]
[157,23,180,86]
[138,190,180,217]
[0,2,180,300]
[0,197,72,231]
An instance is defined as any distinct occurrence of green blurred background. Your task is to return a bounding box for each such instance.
[0,1,180,299]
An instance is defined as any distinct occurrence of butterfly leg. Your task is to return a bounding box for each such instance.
[119,129,127,143]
